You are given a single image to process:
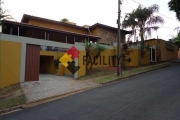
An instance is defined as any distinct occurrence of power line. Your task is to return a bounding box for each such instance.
[126,0,133,9]
[121,0,176,31]
[161,26,174,30]
[131,0,180,24]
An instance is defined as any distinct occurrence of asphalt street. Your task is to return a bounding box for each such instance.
[1,64,180,120]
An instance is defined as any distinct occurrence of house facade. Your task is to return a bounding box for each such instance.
[128,39,178,67]
[90,23,131,45]
[146,39,178,62]
[0,14,131,88]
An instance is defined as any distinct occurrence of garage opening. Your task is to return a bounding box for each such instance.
[40,56,55,74]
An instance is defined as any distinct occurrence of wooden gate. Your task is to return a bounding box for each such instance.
[25,44,40,81]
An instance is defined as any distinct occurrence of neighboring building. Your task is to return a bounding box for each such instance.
[146,39,178,62]
[90,23,132,45]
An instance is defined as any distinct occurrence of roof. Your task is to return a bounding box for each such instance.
[2,20,101,39]
[21,14,88,30]
[90,23,132,34]
[145,39,167,42]
[21,14,132,34]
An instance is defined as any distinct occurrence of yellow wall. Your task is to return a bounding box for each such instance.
[40,51,65,74]
[41,50,87,77]
[28,18,88,35]
[87,49,116,69]
[0,40,21,88]
[141,51,150,65]
[78,50,86,77]
[127,49,139,66]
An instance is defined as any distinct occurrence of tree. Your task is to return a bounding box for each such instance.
[121,41,133,69]
[84,40,106,71]
[168,0,180,21]
[61,18,69,22]
[173,32,180,48]
[0,1,14,26]
[122,4,164,65]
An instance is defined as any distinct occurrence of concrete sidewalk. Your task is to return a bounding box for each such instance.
[21,75,100,103]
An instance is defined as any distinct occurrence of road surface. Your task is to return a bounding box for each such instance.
[1,64,180,120]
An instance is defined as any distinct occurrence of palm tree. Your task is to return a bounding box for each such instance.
[122,4,164,65]
[0,1,14,26]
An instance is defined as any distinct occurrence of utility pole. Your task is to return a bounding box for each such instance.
[117,0,122,76]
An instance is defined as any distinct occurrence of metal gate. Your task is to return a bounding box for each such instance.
[25,44,40,81]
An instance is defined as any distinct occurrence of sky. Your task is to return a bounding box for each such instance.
[2,0,180,41]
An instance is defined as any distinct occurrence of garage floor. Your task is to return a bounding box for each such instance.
[39,74,73,81]
[21,74,100,103]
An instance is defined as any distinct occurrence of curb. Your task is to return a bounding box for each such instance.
[0,86,101,115]
[101,65,170,85]
[0,105,24,115]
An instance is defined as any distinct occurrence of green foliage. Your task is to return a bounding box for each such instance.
[173,32,180,48]
[0,1,14,26]
[0,95,26,110]
[121,41,133,69]
[84,39,93,50]
[54,56,61,69]
[61,18,69,22]
[168,0,180,21]
[84,40,106,71]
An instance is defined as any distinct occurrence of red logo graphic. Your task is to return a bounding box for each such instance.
[67,46,80,60]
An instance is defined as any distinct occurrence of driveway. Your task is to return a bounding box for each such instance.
[20,74,100,103]
[2,64,180,120]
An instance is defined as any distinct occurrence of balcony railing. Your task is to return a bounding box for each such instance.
[40,46,68,52]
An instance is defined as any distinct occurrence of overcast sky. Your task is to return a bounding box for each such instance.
[2,0,180,41]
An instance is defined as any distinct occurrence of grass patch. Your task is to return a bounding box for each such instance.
[78,67,117,80]
[98,76,118,84]
[0,95,26,111]
[78,62,175,81]
[97,63,171,84]
[0,84,21,96]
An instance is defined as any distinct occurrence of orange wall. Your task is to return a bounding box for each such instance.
[28,18,88,35]
[159,40,178,61]
[146,40,158,47]
[146,39,178,62]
